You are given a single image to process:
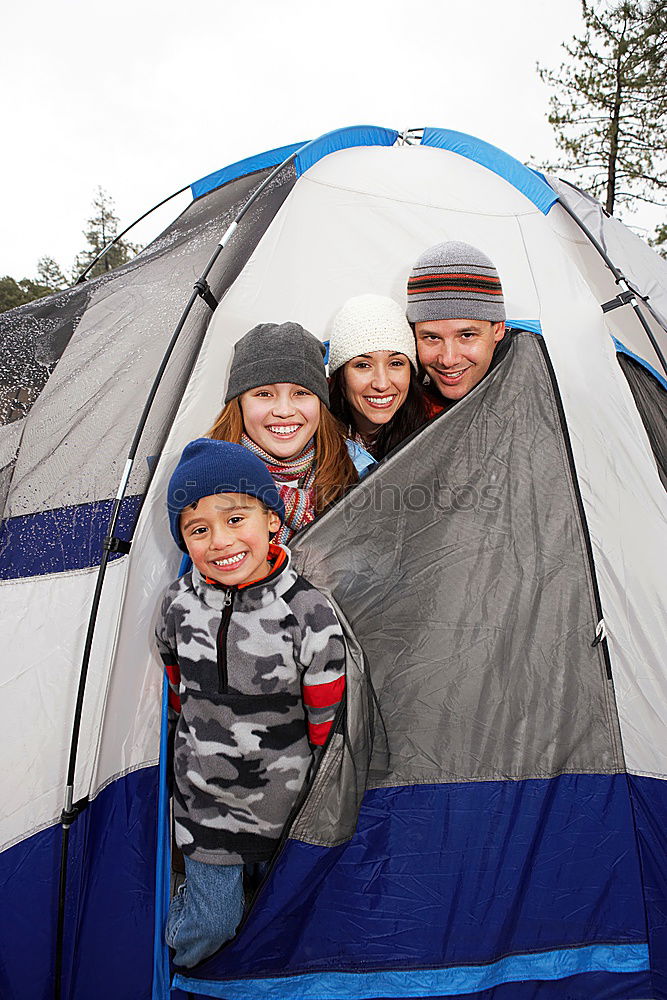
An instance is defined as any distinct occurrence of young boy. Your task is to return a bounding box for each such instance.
[156,438,346,968]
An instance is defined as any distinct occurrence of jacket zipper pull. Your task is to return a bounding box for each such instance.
[216,590,234,694]
[591,618,607,647]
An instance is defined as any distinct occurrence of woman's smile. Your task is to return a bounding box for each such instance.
[364,394,397,408]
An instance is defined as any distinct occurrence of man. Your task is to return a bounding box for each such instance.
[406,241,508,412]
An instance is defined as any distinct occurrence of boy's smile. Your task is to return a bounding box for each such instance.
[180,493,281,587]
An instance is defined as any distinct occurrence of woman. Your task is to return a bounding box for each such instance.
[328,294,428,460]
[208,320,369,543]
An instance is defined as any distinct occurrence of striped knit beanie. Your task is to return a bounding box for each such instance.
[328,294,417,373]
[406,241,505,324]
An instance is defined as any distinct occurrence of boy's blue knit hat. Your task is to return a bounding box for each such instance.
[167,438,285,551]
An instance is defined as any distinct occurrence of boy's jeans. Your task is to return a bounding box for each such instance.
[166,857,246,968]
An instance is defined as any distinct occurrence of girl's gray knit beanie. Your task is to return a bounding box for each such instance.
[224,322,329,405]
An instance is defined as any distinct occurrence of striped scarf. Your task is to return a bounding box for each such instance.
[241,434,317,544]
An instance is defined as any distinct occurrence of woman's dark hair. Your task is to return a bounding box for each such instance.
[329,364,428,461]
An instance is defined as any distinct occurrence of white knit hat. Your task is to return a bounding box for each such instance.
[328,294,418,374]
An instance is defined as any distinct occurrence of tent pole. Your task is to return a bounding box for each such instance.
[74,184,191,285]
[53,144,305,1000]
[556,197,667,377]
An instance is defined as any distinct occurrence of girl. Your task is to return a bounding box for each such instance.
[328,294,428,460]
[209,321,371,543]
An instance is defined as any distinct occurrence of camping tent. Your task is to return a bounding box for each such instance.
[1,125,666,1000]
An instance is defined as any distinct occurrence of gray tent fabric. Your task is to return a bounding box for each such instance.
[290,332,622,845]
[291,598,377,847]
[618,354,667,490]
[0,164,297,524]
[0,282,92,426]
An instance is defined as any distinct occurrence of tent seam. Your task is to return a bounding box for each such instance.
[365,767,629,792]
[0,759,159,855]
[300,174,541,218]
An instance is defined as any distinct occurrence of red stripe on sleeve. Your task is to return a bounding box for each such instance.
[168,688,181,713]
[303,675,345,709]
[308,719,334,746]
[165,662,180,687]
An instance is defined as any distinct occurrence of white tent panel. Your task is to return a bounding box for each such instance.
[310,145,546,218]
[0,559,129,850]
[549,176,667,343]
[91,498,177,794]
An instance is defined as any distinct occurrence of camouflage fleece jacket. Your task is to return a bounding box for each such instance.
[155,544,346,865]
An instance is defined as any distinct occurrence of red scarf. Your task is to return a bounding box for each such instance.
[241,434,317,543]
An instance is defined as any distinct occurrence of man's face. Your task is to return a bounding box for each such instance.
[414,319,506,401]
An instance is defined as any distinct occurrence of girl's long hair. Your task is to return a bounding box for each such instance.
[328,365,428,460]
[208,399,357,513]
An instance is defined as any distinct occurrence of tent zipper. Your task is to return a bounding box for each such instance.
[216,591,234,692]
[536,338,613,680]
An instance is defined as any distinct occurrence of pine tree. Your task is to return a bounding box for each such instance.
[36,255,68,291]
[538,0,667,228]
[0,277,32,312]
[0,271,62,313]
[0,186,141,313]
[73,187,138,280]
[0,255,69,313]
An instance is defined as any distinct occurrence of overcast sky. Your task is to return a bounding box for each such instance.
[2,0,587,279]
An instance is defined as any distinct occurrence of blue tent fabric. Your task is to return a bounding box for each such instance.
[152,678,173,1000]
[507,320,542,336]
[172,775,650,996]
[421,129,558,215]
[0,496,142,580]
[613,337,667,391]
[178,950,650,1000]
[628,775,667,997]
[171,971,653,1000]
[295,125,399,177]
[190,142,306,200]
[178,977,653,1000]
[0,768,158,1000]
